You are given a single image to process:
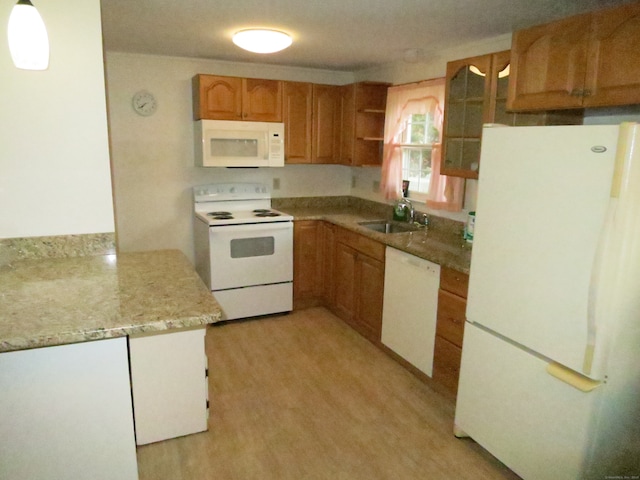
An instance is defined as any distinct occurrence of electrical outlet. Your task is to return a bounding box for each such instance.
[373,180,380,192]
[273,178,280,190]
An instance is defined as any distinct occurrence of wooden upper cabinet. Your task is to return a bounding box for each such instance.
[441,53,494,178]
[584,2,640,107]
[318,81,388,167]
[242,78,283,121]
[192,74,282,121]
[340,84,356,166]
[352,82,389,167]
[193,75,243,120]
[508,2,640,111]
[312,84,342,164]
[283,81,313,164]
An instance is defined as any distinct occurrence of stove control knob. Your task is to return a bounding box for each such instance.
[230,187,236,194]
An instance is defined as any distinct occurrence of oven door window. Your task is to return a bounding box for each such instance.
[230,236,274,258]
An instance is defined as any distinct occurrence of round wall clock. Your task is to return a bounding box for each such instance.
[132,90,157,116]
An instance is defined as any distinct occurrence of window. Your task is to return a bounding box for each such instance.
[381,78,464,211]
[399,113,439,199]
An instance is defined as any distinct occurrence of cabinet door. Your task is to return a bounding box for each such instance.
[584,2,640,107]
[283,81,313,163]
[193,75,243,120]
[312,84,342,164]
[354,253,385,342]
[320,222,336,309]
[441,54,492,178]
[129,328,208,445]
[333,241,356,322]
[432,336,463,395]
[489,50,514,127]
[242,78,282,122]
[507,13,591,111]
[436,290,466,348]
[340,84,355,165]
[293,220,322,309]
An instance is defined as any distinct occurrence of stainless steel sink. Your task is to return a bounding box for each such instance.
[358,220,421,234]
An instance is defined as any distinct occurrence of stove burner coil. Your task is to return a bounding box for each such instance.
[255,212,281,217]
[252,209,271,213]
[207,211,234,220]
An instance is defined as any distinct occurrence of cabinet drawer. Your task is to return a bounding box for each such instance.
[433,336,463,395]
[436,290,466,348]
[335,227,385,262]
[440,267,469,298]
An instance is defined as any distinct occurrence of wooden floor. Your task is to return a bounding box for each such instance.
[136,307,520,480]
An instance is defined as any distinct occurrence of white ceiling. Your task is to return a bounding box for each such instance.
[100,0,633,72]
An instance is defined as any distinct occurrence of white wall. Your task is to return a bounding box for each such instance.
[0,0,114,238]
[105,53,352,261]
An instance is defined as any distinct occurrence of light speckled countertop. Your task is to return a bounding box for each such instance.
[0,249,222,353]
[273,197,472,274]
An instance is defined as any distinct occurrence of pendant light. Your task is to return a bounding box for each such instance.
[8,0,50,70]
[232,29,292,54]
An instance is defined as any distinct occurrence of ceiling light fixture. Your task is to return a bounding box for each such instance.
[232,29,292,54]
[7,0,49,70]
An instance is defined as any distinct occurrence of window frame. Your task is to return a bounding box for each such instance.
[398,113,438,202]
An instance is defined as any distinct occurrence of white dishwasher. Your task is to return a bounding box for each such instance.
[381,247,440,376]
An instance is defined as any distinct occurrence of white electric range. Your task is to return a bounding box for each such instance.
[193,183,293,321]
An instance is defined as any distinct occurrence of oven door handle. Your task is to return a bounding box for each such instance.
[209,221,292,234]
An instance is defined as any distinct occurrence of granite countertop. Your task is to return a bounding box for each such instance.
[274,198,472,274]
[0,249,222,353]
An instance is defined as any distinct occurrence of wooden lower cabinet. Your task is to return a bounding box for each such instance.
[354,252,385,342]
[293,221,385,343]
[333,241,357,321]
[432,267,469,396]
[293,221,323,309]
[332,227,385,343]
[320,222,336,309]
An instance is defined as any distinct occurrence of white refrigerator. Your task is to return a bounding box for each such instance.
[454,123,640,480]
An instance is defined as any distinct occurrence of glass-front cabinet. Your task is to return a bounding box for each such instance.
[442,50,582,179]
[441,51,507,179]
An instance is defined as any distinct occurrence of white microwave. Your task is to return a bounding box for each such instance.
[194,120,285,167]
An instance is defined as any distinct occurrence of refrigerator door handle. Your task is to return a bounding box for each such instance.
[584,122,634,375]
[546,362,602,392]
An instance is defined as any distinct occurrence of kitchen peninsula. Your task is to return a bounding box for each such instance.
[0,241,221,479]
[0,247,221,352]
